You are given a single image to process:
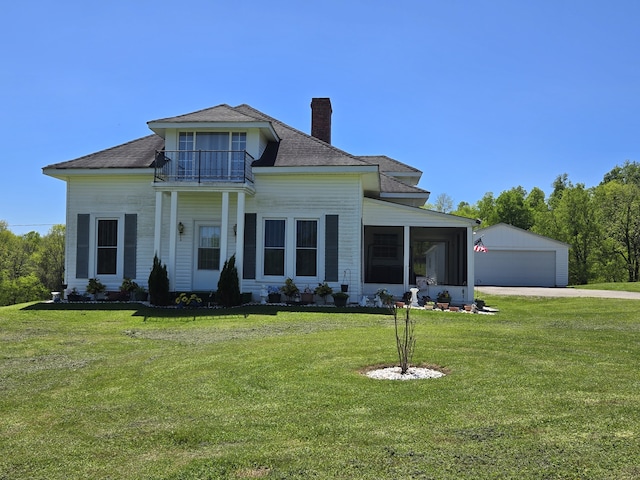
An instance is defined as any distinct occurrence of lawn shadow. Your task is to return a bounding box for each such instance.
[22,301,388,322]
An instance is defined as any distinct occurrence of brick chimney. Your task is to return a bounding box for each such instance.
[311,98,332,144]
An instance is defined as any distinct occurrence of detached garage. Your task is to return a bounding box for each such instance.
[474,223,569,287]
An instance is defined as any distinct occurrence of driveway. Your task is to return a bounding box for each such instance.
[476,286,640,300]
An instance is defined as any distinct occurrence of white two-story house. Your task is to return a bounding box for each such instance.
[43,99,477,304]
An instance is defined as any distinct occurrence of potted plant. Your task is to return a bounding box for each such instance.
[301,286,314,304]
[314,282,333,304]
[375,288,393,306]
[116,277,139,301]
[267,285,282,303]
[67,287,84,302]
[437,290,451,309]
[86,278,106,300]
[133,285,148,302]
[332,291,349,307]
[437,290,451,304]
[341,269,350,292]
[281,278,299,302]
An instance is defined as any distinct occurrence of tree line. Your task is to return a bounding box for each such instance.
[0,222,65,306]
[431,161,640,285]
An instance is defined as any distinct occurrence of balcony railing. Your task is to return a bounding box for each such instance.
[153,150,254,184]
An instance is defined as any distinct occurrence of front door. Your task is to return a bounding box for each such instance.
[192,222,221,291]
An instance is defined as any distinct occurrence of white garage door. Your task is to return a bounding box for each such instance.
[475,250,557,287]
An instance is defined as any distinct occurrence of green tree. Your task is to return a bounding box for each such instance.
[495,186,534,229]
[553,184,600,284]
[34,225,65,291]
[601,160,640,185]
[594,181,640,282]
[475,192,499,226]
[451,201,480,220]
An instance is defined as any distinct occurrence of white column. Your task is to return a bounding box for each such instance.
[403,225,411,291]
[467,227,475,302]
[154,191,163,257]
[220,191,229,263]
[168,191,178,291]
[235,191,245,290]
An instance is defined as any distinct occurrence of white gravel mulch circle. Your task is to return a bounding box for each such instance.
[365,366,446,381]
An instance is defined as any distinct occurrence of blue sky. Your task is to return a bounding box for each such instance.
[3,0,640,235]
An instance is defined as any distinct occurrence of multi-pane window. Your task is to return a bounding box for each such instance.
[296,220,317,276]
[197,226,221,270]
[178,132,247,179]
[264,219,285,276]
[96,219,118,275]
[178,132,195,177]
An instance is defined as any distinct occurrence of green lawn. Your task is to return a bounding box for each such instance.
[571,281,640,293]
[1,298,639,479]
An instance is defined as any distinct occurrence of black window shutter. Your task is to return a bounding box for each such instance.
[76,214,90,279]
[325,215,339,282]
[124,214,137,279]
[243,213,257,279]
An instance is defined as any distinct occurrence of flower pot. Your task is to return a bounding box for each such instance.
[268,293,282,303]
[301,292,314,304]
[395,301,405,308]
[333,296,348,307]
[340,284,349,293]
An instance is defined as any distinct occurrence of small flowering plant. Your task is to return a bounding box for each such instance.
[376,288,393,305]
[176,293,202,307]
[267,285,281,294]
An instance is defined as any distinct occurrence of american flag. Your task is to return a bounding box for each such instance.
[473,238,488,253]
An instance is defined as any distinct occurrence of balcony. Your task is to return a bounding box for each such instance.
[154,150,254,184]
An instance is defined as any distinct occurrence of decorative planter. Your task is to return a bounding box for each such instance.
[333,296,348,307]
[301,292,314,304]
[449,306,460,312]
[464,305,473,312]
[340,284,349,293]
[436,302,449,310]
[395,301,405,308]
[133,291,148,302]
[268,293,282,303]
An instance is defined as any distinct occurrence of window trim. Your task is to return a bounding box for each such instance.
[196,224,221,271]
[90,215,125,280]
[295,219,318,277]
[262,218,286,278]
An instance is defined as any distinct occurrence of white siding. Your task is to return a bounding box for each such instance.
[65,174,157,292]
[243,173,363,297]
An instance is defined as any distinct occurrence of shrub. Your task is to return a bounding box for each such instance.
[217,254,241,307]
[148,255,170,306]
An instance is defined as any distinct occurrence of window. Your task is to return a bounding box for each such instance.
[178,132,247,179]
[197,226,221,270]
[97,219,118,275]
[296,220,317,276]
[178,132,195,178]
[364,226,403,284]
[264,219,285,276]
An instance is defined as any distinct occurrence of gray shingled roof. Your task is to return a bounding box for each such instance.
[380,173,430,195]
[148,104,264,124]
[358,155,421,174]
[43,135,164,169]
[43,104,424,196]
[235,104,373,168]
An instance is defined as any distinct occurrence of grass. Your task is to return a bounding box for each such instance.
[571,281,640,293]
[1,298,639,479]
